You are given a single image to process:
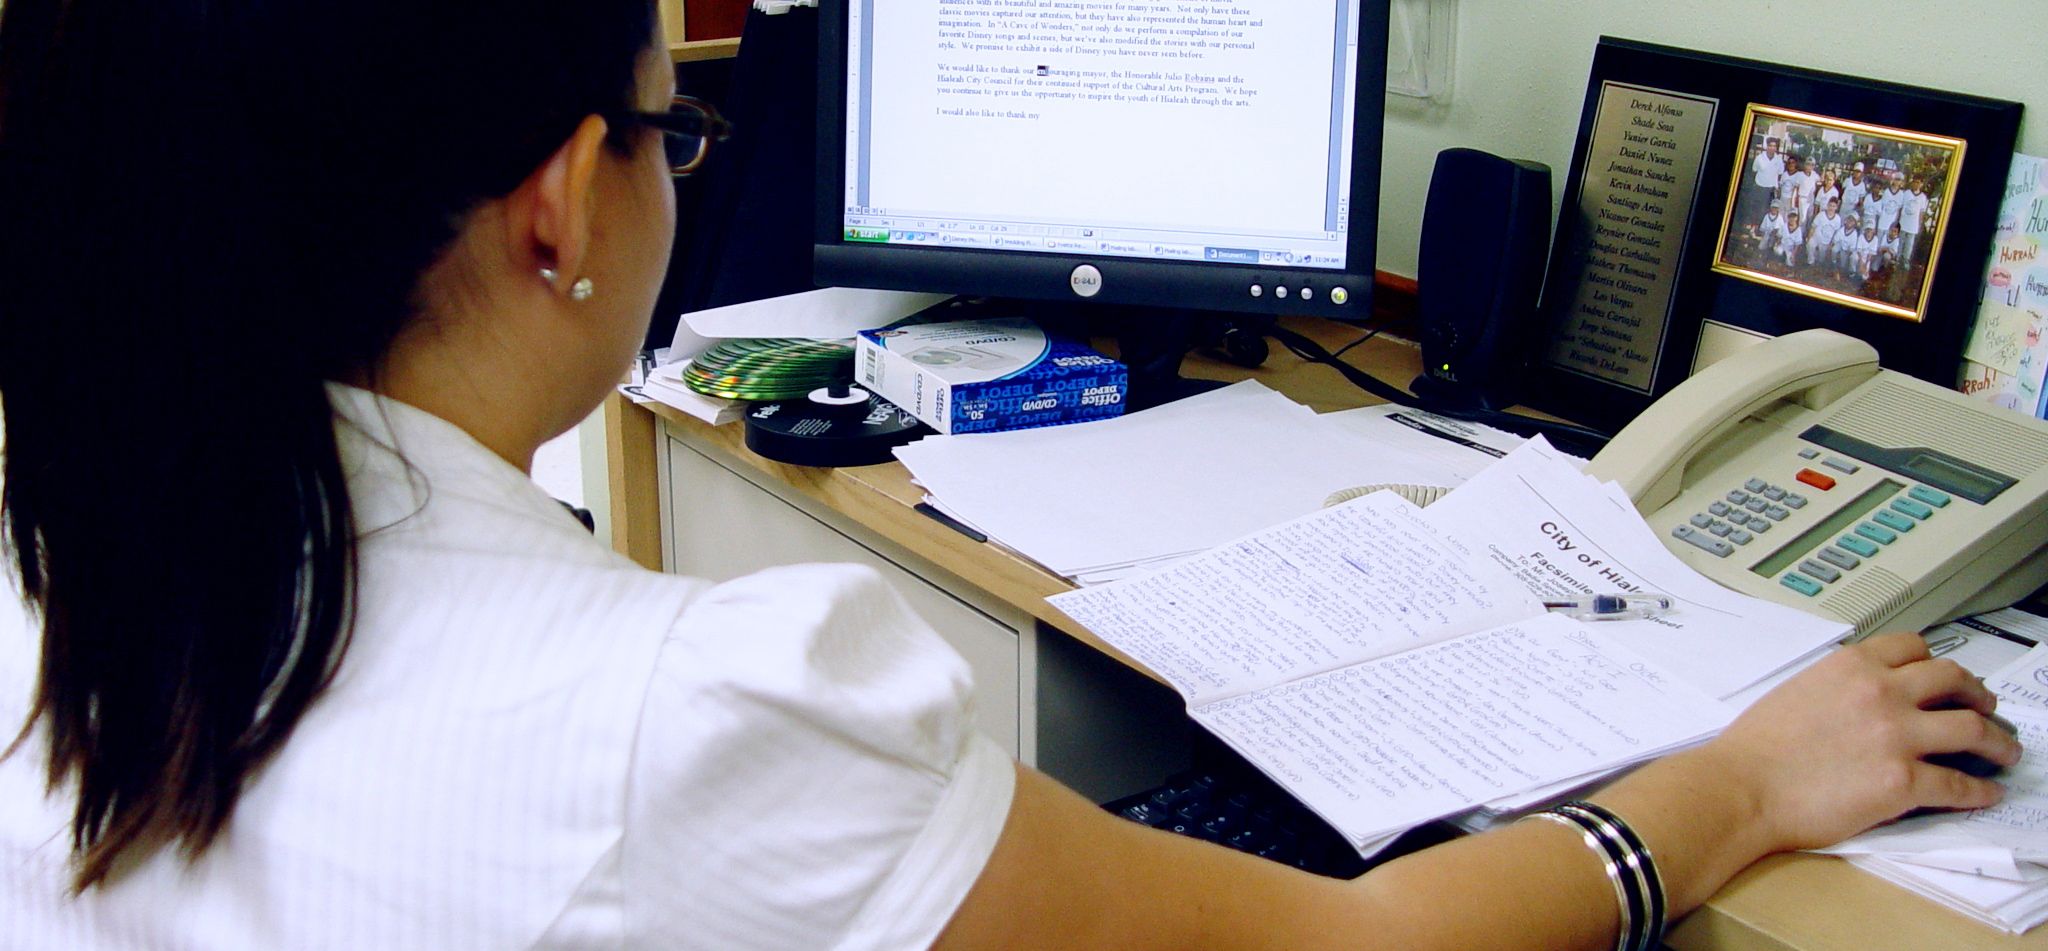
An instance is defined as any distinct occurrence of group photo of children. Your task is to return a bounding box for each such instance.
[1715,105,1960,319]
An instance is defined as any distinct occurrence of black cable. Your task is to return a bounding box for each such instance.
[1264,324,1615,457]
[1329,327,1384,361]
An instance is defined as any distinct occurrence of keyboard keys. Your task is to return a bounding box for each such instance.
[1797,469,1838,491]
[1837,535,1880,558]
[1891,498,1934,520]
[1728,490,1752,505]
[1729,529,1753,545]
[1709,501,1731,517]
[1745,498,1770,513]
[1799,448,1821,460]
[1691,514,1714,528]
[1818,547,1861,571]
[1784,494,1808,509]
[1761,486,1787,501]
[1872,510,1916,533]
[1799,560,1843,584]
[1766,506,1790,521]
[1823,456,1861,474]
[1707,521,1733,537]
[1781,573,1824,597]
[1672,525,1734,557]
[1748,518,1771,533]
[1745,478,1769,492]
[1855,523,1898,545]
[1909,485,1952,508]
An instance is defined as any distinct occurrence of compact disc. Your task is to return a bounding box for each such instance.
[683,337,855,402]
[743,390,930,467]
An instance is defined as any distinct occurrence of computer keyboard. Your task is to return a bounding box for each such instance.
[1100,765,1462,879]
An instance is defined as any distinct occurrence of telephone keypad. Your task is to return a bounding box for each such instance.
[1837,535,1880,558]
[1817,548,1860,571]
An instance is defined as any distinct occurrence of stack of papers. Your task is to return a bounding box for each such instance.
[897,382,1517,584]
[1818,610,2048,934]
[1047,441,1850,857]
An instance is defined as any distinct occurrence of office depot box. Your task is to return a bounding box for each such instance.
[856,318,1128,435]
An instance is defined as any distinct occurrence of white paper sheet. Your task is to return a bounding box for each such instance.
[668,288,953,361]
[1048,492,1542,704]
[1987,645,2048,711]
[898,381,1467,579]
[1419,439,1850,699]
[1317,404,1547,486]
[1193,615,1731,846]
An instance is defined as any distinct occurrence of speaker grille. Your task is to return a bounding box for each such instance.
[1822,567,1914,636]
[1827,379,2048,479]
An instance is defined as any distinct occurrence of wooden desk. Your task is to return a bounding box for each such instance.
[605,315,2045,951]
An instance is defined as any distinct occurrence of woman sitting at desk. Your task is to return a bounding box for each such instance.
[0,2,2021,948]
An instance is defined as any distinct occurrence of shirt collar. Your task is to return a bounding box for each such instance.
[324,383,579,538]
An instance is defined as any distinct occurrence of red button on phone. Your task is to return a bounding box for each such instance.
[1797,469,1837,491]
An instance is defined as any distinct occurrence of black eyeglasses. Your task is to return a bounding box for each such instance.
[614,95,732,177]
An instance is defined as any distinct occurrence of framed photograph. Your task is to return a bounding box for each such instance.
[1711,106,1962,322]
[1521,39,2021,435]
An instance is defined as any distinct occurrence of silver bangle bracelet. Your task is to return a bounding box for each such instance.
[1525,811,1634,951]
[1561,800,1667,951]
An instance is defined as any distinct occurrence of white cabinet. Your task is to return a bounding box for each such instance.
[656,422,1194,802]
[661,430,1029,758]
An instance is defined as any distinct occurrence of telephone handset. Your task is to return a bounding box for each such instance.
[1588,329,2048,637]
[1589,332,1881,513]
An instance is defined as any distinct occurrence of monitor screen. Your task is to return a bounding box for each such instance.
[816,0,1389,318]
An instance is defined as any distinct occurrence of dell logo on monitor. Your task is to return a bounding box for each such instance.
[1069,264,1104,298]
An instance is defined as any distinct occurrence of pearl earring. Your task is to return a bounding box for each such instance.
[538,267,596,303]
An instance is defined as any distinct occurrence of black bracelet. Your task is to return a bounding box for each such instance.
[1524,809,1638,951]
[1561,800,1667,951]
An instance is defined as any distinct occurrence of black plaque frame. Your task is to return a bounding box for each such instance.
[1525,38,2022,434]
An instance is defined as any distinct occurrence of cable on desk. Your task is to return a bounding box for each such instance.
[1265,324,1615,458]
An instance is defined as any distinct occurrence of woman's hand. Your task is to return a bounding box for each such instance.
[1701,632,2023,854]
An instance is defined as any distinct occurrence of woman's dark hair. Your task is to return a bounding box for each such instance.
[0,0,656,890]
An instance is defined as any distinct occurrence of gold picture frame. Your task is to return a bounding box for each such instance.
[1712,104,1964,322]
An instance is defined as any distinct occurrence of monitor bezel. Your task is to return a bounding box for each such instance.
[813,0,1390,319]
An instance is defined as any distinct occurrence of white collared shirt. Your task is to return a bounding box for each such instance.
[1,385,1014,950]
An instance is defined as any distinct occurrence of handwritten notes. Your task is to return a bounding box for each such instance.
[1193,616,1730,845]
[1962,153,2048,415]
[1049,493,1539,705]
[1049,487,1739,849]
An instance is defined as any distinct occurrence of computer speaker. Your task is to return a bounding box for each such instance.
[1410,148,1553,412]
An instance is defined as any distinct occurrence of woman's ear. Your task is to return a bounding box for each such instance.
[510,115,610,296]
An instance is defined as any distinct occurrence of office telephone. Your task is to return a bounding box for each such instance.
[1585,329,2048,637]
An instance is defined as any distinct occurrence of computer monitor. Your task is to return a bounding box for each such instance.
[815,0,1390,396]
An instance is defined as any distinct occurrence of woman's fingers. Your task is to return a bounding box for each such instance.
[1909,709,2024,768]
[1892,657,1999,716]
[1856,631,1934,668]
[1907,760,2007,811]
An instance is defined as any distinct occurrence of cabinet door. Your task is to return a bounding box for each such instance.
[663,436,1023,756]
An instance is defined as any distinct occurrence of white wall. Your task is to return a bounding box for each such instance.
[1375,0,2046,278]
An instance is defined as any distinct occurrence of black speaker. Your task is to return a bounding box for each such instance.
[1410,148,1553,411]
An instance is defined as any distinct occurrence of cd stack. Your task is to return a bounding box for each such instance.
[681,338,856,402]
